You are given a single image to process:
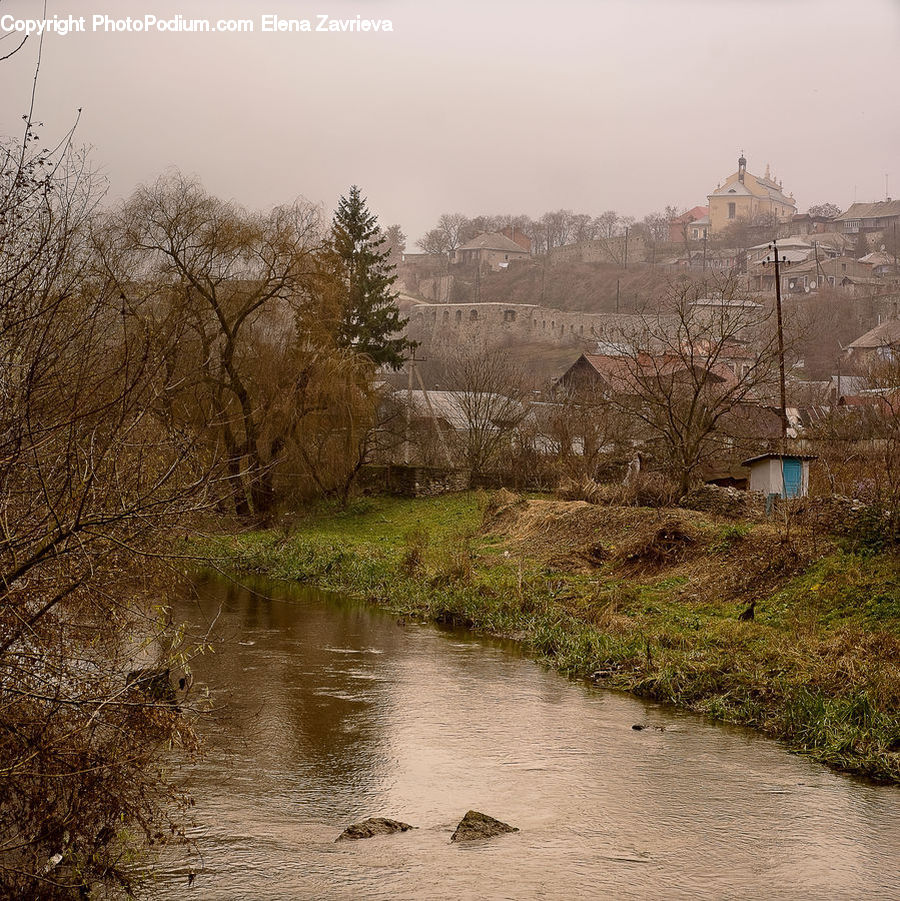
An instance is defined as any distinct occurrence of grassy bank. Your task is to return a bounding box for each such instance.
[197,491,900,783]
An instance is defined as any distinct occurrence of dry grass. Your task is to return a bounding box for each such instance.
[614,516,700,572]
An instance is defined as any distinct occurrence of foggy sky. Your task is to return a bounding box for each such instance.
[2,0,898,244]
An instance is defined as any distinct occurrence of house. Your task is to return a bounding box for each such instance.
[742,453,814,498]
[749,254,875,295]
[846,318,900,366]
[555,352,735,399]
[455,232,531,270]
[500,226,533,253]
[707,155,797,236]
[748,236,813,264]
[859,251,899,278]
[696,338,758,381]
[837,275,892,297]
[791,213,836,236]
[668,206,709,243]
[389,388,527,466]
[834,199,900,236]
[807,232,857,256]
[399,388,523,428]
[662,247,740,271]
[747,233,854,265]
[688,297,765,338]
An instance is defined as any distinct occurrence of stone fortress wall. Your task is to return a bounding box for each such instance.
[405,301,661,354]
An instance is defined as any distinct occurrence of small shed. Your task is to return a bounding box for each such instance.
[741,453,815,499]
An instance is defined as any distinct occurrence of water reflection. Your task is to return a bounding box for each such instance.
[153,575,900,900]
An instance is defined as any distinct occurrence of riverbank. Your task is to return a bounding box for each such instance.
[197,491,900,782]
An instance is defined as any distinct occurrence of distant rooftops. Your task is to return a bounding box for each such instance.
[847,319,900,350]
[690,297,763,308]
[836,200,900,221]
[458,232,531,253]
[671,206,708,224]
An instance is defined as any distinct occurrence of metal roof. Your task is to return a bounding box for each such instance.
[835,200,900,221]
[741,453,817,466]
[847,318,900,350]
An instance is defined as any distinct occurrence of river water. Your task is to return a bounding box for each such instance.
[152,574,900,900]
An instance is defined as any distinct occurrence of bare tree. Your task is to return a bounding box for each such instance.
[416,227,451,255]
[808,202,842,219]
[1,127,216,895]
[445,350,531,476]
[286,342,382,503]
[542,383,632,480]
[807,357,900,542]
[112,173,323,517]
[594,210,620,239]
[570,212,597,244]
[713,211,777,270]
[382,223,406,268]
[611,277,778,494]
[437,213,470,250]
[539,209,575,251]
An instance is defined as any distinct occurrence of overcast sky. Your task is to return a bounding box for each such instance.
[2,0,899,243]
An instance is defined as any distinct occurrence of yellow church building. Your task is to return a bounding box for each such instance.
[707,154,797,236]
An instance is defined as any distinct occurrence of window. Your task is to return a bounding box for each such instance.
[455,310,462,323]
[503,309,516,322]
[470,309,478,320]
[442,311,449,323]
[728,202,736,219]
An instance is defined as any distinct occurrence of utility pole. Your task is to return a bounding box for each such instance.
[624,227,629,270]
[616,278,620,314]
[894,221,898,274]
[404,351,415,464]
[408,351,452,465]
[770,239,789,440]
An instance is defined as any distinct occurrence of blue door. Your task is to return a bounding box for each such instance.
[781,457,802,498]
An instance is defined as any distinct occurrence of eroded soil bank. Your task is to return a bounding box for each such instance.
[197,491,900,782]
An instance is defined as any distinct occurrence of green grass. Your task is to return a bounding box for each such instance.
[195,492,900,783]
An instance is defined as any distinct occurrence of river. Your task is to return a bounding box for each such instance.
[151,574,900,900]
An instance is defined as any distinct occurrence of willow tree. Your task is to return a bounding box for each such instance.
[114,174,324,516]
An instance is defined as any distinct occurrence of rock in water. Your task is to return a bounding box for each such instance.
[335,817,413,842]
[451,810,518,843]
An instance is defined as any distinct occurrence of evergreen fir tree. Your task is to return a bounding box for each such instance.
[331,185,414,370]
